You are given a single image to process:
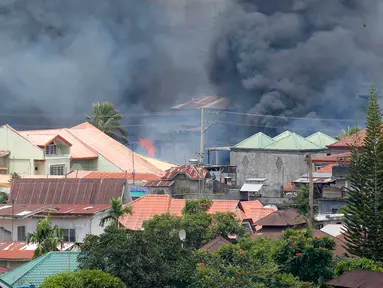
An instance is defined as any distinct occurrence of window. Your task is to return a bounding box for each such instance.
[62,229,76,242]
[17,226,25,241]
[50,164,65,175]
[46,143,57,155]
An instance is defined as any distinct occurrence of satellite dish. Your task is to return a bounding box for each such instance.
[179,229,186,242]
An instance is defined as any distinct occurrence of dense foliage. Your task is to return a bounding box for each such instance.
[26,216,63,259]
[41,269,124,288]
[344,84,383,261]
[335,258,383,276]
[99,197,132,228]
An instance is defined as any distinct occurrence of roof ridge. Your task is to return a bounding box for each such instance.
[65,129,100,157]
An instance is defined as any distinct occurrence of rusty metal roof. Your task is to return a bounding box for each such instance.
[144,180,174,187]
[162,165,207,180]
[10,178,126,205]
[200,236,231,252]
[255,209,306,227]
[294,177,335,184]
[327,269,383,287]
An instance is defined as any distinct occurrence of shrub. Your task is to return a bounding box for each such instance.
[40,269,125,288]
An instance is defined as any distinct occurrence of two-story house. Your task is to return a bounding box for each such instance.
[0,123,176,177]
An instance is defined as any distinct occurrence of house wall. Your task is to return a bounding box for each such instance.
[230,149,326,198]
[96,155,122,172]
[34,161,46,175]
[0,213,108,243]
[0,126,44,176]
[172,174,205,196]
[148,186,173,195]
[71,159,98,171]
[318,199,347,215]
[45,157,71,175]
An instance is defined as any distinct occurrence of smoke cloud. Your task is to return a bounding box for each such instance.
[208,0,383,134]
[0,0,215,129]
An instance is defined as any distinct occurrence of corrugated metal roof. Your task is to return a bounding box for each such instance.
[162,165,207,180]
[144,180,174,187]
[0,204,110,217]
[255,209,306,226]
[10,178,126,205]
[305,132,337,148]
[234,132,274,149]
[327,269,383,287]
[0,251,80,287]
[200,236,231,252]
[0,242,74,260]
[294,177,335,184]
[240,183,264,192]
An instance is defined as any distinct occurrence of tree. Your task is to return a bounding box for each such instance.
[335,126,361,140]
[0,192,8,204]
[85,102,128,144]
[99,198,132,228]
[335,258,383,277]
[274,229,335,284]
[41,269,125,288]
[26,216,63,259]
[293,187,318,226]
[182,198,212,214]
[344,84,383,261]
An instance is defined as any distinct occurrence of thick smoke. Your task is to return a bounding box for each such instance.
[0,0,214,129]
[208,0,383,135]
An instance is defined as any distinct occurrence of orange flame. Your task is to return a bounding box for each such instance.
[139,138,155,157]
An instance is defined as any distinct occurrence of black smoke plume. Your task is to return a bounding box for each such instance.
[208,0,383,135]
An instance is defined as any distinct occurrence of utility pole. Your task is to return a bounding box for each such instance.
[200,107,205,164]
[305,154,314,229]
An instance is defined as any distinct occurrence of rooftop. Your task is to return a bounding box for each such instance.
[327,269,383,288]
[312,152,351,163]
[18,122,176,175]
[0,251,80,287]
[66,171,161,181]
[305,132,337,148]
[327,129,366,150]
[162,165,208,180]
[232,130,330,151]
[200,236,231,252]
[10,178,127,205]
[254,209,306,227]
[119,195,273,230]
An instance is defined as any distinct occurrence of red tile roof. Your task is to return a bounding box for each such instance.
[283,183,294,193]
[19,122,176,175]
[162,165,207,180]
[0,241,74,260]
[240,201,275,223]
[144,180,174,187]
[327,129,366,149]
[119,195,271,230]
[9,178,126,205]
[312,152,351,164]
[0,204,110,217]
[316,163,336,173]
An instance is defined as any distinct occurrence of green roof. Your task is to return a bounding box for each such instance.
[305,132,337,148]
[234,132,274,149]
[273,131,292,141]
[0,252,80,287]
[263,132,323,151]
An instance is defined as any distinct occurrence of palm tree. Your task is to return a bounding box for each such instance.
[99,198,133,228]
[26,216,63,259]
[85,102,128,144]
[335,126,361,140]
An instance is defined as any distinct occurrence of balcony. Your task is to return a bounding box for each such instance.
[45,154,71,159]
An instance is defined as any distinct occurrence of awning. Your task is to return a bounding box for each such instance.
[240,183,263,192]
[0,151,9,158]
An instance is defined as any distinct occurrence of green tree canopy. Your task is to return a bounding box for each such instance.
[26,216,63,259]
[41,269,125,288]
[85,102,128,144]
[344,84,383,261]
[99,197,132,228]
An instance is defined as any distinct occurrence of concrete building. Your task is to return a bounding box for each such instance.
[231,131,335,199]
[0,123,176,177]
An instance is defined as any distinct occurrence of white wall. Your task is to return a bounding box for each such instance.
[0,212,108,242]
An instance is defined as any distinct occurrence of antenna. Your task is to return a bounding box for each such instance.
[178,229,186,248]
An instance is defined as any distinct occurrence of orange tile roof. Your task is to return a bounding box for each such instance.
[119,195,271,230]
[19,122,177,175]
[82,171,161,181]
[20,134,72,147]
[316,164,336,173]
[283,183,294,193]
[327,129,366,149]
